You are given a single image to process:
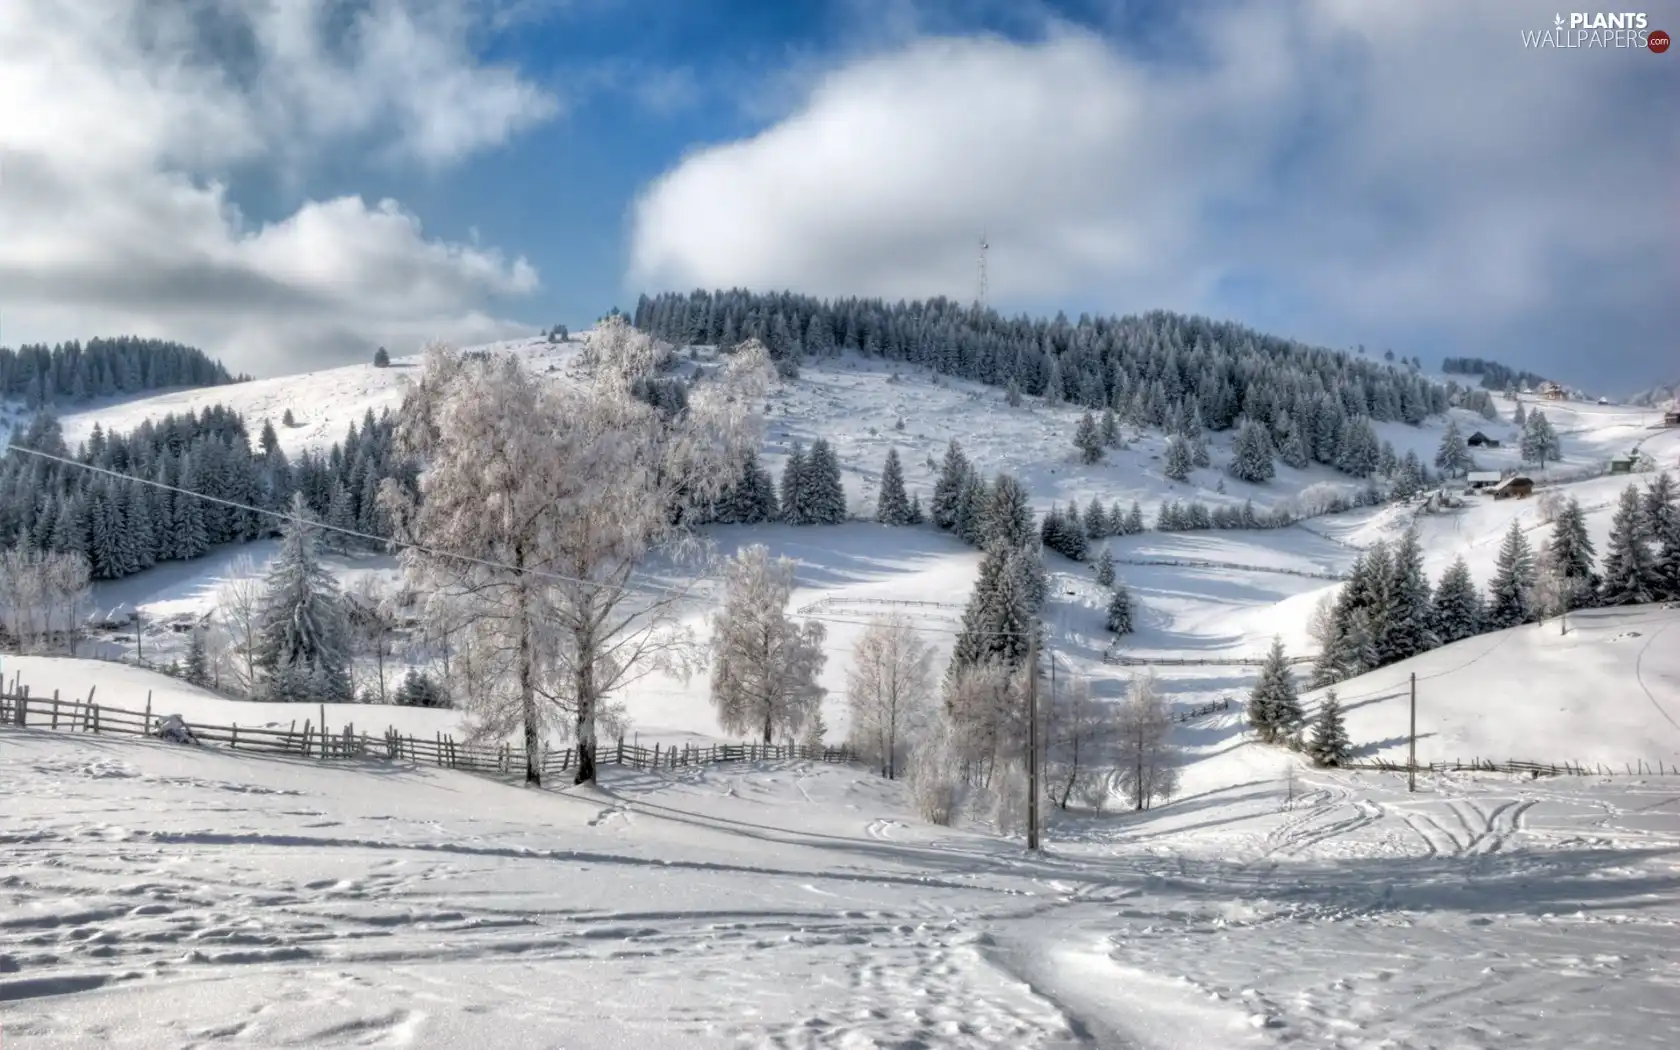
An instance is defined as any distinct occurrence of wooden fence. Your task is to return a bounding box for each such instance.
[0,686,854,776]
[1342,756,1680,777]
[1171,697,1232,723]
[1104,650,1316,667]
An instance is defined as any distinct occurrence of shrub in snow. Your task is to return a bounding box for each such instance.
[1307,692,1352,767]
[906,716,963,826]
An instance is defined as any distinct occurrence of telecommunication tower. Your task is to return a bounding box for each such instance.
[977,231,989,309]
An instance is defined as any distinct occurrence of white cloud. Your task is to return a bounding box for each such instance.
[628,1,1674,385]
[0,0,556,374]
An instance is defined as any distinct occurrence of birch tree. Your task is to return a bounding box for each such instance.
[846,613,935,779]
[709,545,828,744]
[213,554,263,696]
[1114,671,1179,810]
[384,321,772,785]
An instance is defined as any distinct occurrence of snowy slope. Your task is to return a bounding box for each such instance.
[3,723,1678,1049]
[1295,604,1680,767]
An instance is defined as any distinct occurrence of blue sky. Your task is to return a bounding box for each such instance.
[1,0,1674,389]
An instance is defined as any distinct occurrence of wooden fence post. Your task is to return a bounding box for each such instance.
[231,723,238,749]
[143,691,152,736]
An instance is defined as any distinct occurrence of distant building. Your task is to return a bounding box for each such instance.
[1665,410,1680,427]
[1491,475,1535,500]
[1609,453,1637,475]
[1466,431,1500,448]
[1538,380,1566,401]
[1466,471,1502,490]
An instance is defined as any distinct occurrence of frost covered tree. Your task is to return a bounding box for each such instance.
[803,439,848,524]
[1430,556,1483,644]
[1124,501,1145,535]
[1074,411,1103,464]
[213,555,264,696]
[1520,410,1562,469]
[383,324,772,785]
[185,625,209,686]
[1114,671,1178,810]
[1434,419,1471,477]
[1248,637,1303,744]
[0,548,91,654]
[1306,691,1352,767]
[253,493,352,703]
[846,614,934,779]
[1048,676,1115,809]
[1227,418,1276,483]
[1641,472,1680,600]
[714,448,779,524]
[780,443,808,524]
[373,346,390,368]
[875,447,911,525]
[1486,519,1537,628]
[982,473,1035,551]
[949,547,1037,676]
[1600,484,1655,605]
[1084,496,1108,539]
[931,440,970,531]
[1105,578,1134,634]
[1101,407,1119,447]
[1095,545,1115,587]
[709,545,828,744]
[1040,503,1087,562]
[1546,496,1598,607]
[1163,435,1193,481]
[1378,528,1436,665]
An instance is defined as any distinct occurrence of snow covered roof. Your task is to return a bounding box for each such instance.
[1465,471,1501,483]
[1491,474,1533,491]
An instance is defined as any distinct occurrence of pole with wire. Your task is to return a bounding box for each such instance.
[1026,625,1040,851]
[1408,672,1418,793]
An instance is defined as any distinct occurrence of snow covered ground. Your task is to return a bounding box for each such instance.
[3,720,1678,1049]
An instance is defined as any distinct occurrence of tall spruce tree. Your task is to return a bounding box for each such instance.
[780,444,808,524]
[1641,472,1680,600]
[1106,579,1134,634]
[1547,496,1598,607]
[875,447,911,525]
[1379,528,1436,664]
[1163,435,1193,481]
[1307,691,1352,767]
[1434,419,1471,477]
[1431,556,1482,644]
[931,440,969,531]
[1248,637,1303,744]
[1227,418,1276,483]
[1486,519,1537,627]
[1095,545,1115,587]
[253,493,352,702]
[1600,484,1655,605]
[1074,411,1103,464]
[982,473,1034,551]
[803,439,847,524]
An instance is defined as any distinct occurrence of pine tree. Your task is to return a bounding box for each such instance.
[1085,496,1107,539]
[1164,435,1193,481]
[875,448,911,525]
[906,492,925,525]
[949,547,1034,675]
[185,627,209,686]
[1641,472,1680,600]
[1074,411,1103,464]
[954,473,987,547]
[1431,556,1482,644]
[1547,496,1598,606]
[282,408,296,427]
[1379,528,1436,664]
[1486,519,1537,627]
[253,493,352,702]
[1434,419,1471,477]
[1307,691,1352,767]
[780,444,807,524]
[1095,546,1115,587]
[1101,407,1119,447]
[931,440,969,530]
[1106,579,1134,634]
[1248,637,1303,744]
[807,439,847,523]
[1227,418,1275,483]
[1125,501,1145,535]
[982,474,1034,551]
[1520,410,1561,468]
[373,347,390,367]
[1600,484,1655,605]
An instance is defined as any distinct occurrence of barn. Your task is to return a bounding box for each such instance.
[1467,431,1500,448]
[1466,470,1502,491]
[1491,475,1535,500]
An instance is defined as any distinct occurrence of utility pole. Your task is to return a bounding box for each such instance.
[1408,672,1417,793]
[1026,627,1040,851]
[977,231,989,310]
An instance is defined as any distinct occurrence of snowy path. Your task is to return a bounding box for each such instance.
[4,731,1680,1048]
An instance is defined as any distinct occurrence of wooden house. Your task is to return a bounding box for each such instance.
[1465,471,1502,491]
[1466,430,1499,448]
[1538,380,1566,401]
[1609,453,1637,475]
[1491,475,1534,500]
[1665,410,1680,427]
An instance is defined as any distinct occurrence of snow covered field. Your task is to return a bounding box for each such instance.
[3,722,1678,1048]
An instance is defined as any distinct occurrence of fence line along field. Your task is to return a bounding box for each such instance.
[0,685,855,776]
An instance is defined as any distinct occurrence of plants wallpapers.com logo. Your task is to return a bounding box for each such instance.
[1522,12,1670,50]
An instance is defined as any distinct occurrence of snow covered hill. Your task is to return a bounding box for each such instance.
[1300,604,1680,767]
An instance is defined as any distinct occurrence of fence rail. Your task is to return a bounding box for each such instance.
[0,687,854,776]
[1104,650,1316,667]
[1342,756,1680,777]
[1109,557,1347,582]
[1172,697,1231,723]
